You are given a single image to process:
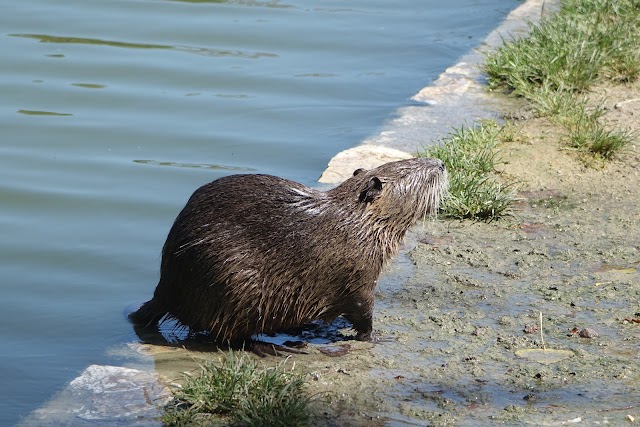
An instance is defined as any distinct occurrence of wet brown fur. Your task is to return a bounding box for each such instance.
[129,158,448,349]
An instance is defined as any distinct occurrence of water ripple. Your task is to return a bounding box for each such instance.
[174,45,277,59]
[10,33,172,49]
[9,33,278,59]
[17,109,72,116]
[133,159,257,171]
[157,0,292,8]
[71,83,106,89]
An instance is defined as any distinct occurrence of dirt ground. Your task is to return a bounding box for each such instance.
[294,79,639,426]
[144,80,639,427]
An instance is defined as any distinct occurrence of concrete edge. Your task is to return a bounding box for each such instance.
[318,0,557,184]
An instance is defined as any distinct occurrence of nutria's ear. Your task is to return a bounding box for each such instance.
[359,177,383,203]
[352,168,366,176]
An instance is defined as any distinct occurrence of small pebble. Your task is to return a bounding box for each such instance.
[579,328,598,338]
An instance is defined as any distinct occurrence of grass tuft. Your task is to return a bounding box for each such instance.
[162,351,310,427]
[421,121,520,221]
[569,120,635,160]
[484,0,639,159]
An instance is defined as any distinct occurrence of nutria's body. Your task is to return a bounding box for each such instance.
[130,158,447,353]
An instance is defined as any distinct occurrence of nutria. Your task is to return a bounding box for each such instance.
[129,157,447,355]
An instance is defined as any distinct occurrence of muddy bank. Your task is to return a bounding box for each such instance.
[136,80,639,427]
[288,80,640,426]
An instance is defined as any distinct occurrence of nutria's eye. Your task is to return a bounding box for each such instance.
[352,168,366,176]
[358,177,383,203]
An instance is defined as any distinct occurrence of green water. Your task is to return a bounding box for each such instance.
[0,0,519,424]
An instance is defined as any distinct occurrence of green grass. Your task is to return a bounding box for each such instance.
[162,352,311,427]
[484,0,639,159]
[486,0,640,92]
[421,121,520,221]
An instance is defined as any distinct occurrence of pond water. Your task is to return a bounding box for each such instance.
[0,0,520,424]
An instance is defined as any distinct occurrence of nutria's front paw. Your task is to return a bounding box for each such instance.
[355,331,371,341]
[355,330,380,342]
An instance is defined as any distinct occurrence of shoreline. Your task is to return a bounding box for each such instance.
[319,0,556,184]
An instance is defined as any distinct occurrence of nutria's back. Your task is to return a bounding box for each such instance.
[130,157,447,351]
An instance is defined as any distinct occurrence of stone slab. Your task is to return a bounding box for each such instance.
[17,365,171,427]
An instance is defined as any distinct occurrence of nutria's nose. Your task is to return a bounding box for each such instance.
[439,160,446,171]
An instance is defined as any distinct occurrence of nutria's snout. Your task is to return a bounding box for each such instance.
[130,157,447,356]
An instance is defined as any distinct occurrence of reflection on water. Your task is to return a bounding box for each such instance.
[133,159,257,171]
[162,0,292,7]
[11,33,279,59]
[17,109,73,116]
[10,33,173,49]
[70,83,107,89]
[174,45,278,59]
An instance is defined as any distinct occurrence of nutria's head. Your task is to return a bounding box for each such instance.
[329,157,448,251]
